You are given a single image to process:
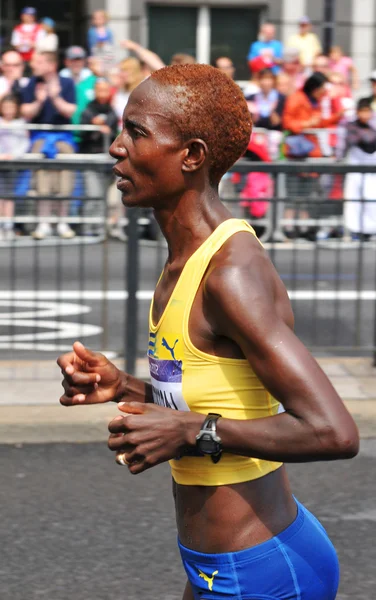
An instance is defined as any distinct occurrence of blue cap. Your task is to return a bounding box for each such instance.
[21,7,36,15]
[41,17,55,29]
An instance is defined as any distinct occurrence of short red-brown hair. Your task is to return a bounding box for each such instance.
[150,64,252,184]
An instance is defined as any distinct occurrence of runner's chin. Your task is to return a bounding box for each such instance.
[117,178,136,206]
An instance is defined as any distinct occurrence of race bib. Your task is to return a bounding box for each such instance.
[149,355,190,411]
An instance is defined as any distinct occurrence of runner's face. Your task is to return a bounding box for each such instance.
[110,79,188,208]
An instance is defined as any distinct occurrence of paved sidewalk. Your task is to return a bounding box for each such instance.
[0,357,375,443]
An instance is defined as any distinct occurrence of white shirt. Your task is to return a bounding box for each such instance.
[35,32,59,52]
[0,118,30,157]
[0,76,29,100]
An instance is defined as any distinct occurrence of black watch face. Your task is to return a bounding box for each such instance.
[198,435,220,455]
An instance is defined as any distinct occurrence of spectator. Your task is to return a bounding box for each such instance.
[107,66,122,90]
[246,69,286,130]
[241,75,260,99]
[112,58,145,126]
[283,72,343,156]
[281,48,306,92]
[87,10,114,55]
[170,54,196,65]
[311,55,340,135]
[329,46,359,91]
[276,72,294,97]
[362,71,376,119]
[329,72,355,121]
[60,46,92,84]
[35,18,58,53]
[90,32,116,72]
[0,50,29,102]
[287,16,322,68]
[80,79,118,236]
[249,48,278,76]
[80,79,118,153]
[0,94,30,240]
[282,73,343,239]
[21,51,77,240]
[72,57,104,126]
[214,57,235,79]
[247,23,283,74]
[11,7,42,64]
[121,40,165,73]
[344,99,376,240]
[312,54,331,78]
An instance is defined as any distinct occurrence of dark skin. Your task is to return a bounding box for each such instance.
[57,78,359,600]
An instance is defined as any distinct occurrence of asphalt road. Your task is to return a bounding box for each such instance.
[0,237,375,361]
[1,440,375,600]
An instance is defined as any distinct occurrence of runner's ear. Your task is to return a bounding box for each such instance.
[181,139,208,174]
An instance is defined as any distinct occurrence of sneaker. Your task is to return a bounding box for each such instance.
[57,222,76,239]
[32,222,53,240]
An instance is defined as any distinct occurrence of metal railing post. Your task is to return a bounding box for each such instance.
[125,207,140,375]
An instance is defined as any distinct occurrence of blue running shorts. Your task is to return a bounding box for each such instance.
[178,499,339,600]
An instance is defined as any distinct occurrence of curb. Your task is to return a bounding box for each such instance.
[0,399,375,444]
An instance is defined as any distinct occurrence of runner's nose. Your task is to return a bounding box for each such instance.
[109,136,128,159]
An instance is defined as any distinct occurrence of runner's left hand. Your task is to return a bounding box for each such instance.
[107,402,199,474]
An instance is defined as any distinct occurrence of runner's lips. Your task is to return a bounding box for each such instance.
[113,166,132,182]
[116,176,132,190]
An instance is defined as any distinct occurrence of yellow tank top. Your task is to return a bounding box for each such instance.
[148,218,283,486]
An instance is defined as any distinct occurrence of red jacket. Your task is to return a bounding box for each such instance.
[283,90,341,157]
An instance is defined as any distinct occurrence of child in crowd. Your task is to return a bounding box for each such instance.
[246,68,286,131]
[10,7,41,64]
[344,99,376,240]
[0,95,29,240]
[87,10,113,54]
[329,46,359,90]
[36,18,58,52]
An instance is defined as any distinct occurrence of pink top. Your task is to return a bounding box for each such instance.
[329,56,353,80]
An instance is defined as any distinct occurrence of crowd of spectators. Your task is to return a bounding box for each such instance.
[0,8,375,241]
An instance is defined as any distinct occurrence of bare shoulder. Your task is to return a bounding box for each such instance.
[204,231,294,333]
[205,230,286,303]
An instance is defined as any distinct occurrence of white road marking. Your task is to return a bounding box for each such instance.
[0,300,102,351]
[0,290,375,301]
[0,300,91,319]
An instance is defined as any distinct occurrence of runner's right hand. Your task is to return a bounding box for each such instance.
[57,341,123,406]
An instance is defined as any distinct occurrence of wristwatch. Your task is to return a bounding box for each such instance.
[196,413,222,463]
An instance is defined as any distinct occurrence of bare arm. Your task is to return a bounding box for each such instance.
[351,63,359,90]
[186,243,359,462]
[51,95,76,119]
[121,39,165,72]
[106,237,358,475]
[21,99,43,120]
[47,78,76,120]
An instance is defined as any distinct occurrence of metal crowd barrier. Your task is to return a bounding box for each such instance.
[0,122,111,152]
[1,155,376,373]
[0,155,112,246]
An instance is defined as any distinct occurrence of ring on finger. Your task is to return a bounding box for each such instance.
[116,453,129,466]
